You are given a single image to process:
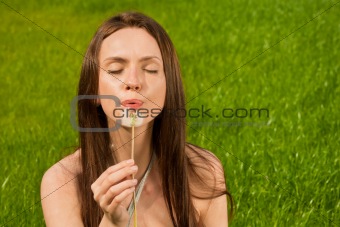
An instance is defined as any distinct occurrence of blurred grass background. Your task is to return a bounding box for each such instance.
[0,0,339,226]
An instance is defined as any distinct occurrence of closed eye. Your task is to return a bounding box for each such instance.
[144,69,158,74]
[108,69,123,75]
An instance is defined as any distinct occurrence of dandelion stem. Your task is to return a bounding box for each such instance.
[131,113,137,227]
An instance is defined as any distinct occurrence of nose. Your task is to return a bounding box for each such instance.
[124,68,142,92]
[125,81,141,91]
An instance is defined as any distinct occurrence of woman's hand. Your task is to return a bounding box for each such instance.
[91,159,138,227]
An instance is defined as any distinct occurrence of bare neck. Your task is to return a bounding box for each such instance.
[110,122,154,181]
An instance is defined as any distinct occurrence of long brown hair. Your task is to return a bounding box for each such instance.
[77,11,233,226]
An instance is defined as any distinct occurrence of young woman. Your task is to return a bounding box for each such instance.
[41,11,233,227]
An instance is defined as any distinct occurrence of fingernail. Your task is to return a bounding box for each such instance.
[126,159,134,164]
[132,179,138,184]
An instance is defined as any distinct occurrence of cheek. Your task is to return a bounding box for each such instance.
[98,74,120,117]
[158,80,167,107]
[100,99,116,120]
[98,73,124,96]
[148,76,167,108]
[98,75,113,95]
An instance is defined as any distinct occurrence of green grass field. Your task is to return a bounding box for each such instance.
[1,0,339,226]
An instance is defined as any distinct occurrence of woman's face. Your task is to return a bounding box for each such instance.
[98,28,166,128]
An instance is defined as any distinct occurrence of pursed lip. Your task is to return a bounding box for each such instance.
[121,99,144,109]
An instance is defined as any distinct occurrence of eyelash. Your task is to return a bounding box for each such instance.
[144,69,158,74]
[108,70,123,75]
[107,69,158,75]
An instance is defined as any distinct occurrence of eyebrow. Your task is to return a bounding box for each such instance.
[103,56,161,64]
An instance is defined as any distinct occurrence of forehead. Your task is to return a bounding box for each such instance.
[99,28,162,61]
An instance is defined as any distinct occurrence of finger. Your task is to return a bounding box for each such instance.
[93,159,134,189]
[100,179,138,207]
[101,165,138,193]
[107,186,136,213]
[93,165,138,201]
[91,159,134,191]
[105,179,137,204]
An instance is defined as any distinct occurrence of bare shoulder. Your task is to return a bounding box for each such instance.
[186,143,229,226]
[41,149,83,226]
